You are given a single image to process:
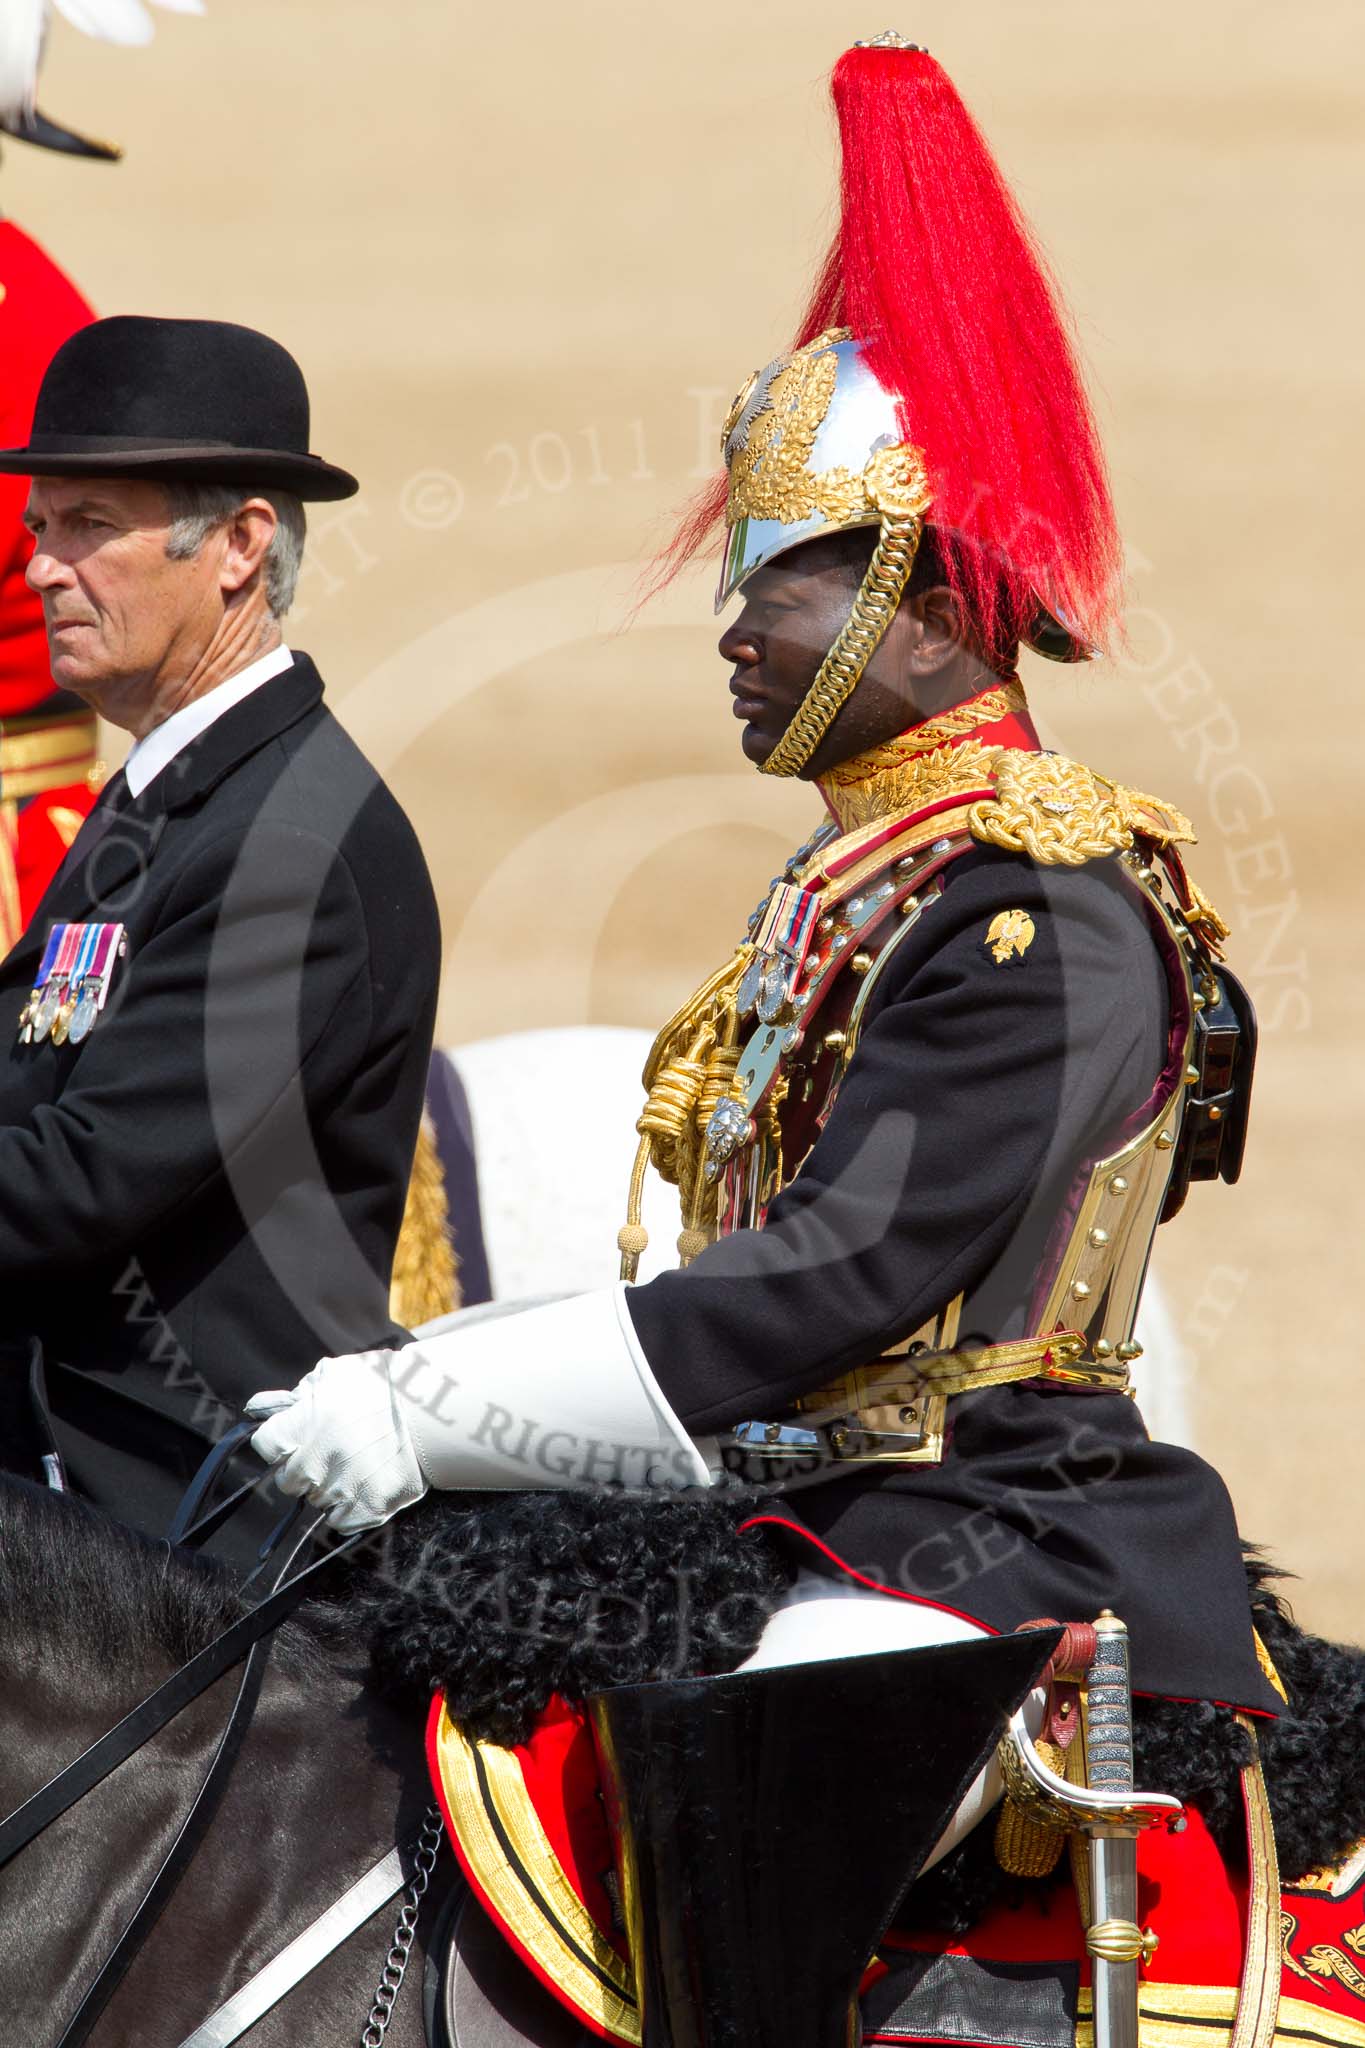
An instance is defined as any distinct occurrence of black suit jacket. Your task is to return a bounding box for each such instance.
[0,653,440,1531]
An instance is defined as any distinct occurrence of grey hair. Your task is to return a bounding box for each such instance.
[162,483,307,617]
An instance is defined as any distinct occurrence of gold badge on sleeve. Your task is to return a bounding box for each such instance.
[985,908,1036,966]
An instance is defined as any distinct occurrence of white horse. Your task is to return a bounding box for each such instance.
[434,1026,1193,1448]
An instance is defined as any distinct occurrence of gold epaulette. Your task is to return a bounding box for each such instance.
[968,751,1195,869]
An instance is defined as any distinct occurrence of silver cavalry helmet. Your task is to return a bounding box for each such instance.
[717,329,1088,669]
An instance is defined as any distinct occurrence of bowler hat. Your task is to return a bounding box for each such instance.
[0,316,358,500]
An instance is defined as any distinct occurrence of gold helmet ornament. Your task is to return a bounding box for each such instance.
[666,37,1125,779]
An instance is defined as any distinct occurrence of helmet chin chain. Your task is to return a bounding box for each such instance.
[760,507,926,780]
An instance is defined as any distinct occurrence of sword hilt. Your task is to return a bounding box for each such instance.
[1086,1610,1135,1792]
[995,1608,1183,1840]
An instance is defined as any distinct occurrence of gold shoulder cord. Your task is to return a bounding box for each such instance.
[618,947,752,1279]
[970,754,1150,867]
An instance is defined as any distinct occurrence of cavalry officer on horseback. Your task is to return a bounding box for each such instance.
[246,32,1311,2047]
[249,32,1273,1720]
[0,316,440,1545]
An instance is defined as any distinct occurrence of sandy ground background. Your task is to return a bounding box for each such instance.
[5,1,1361,1641]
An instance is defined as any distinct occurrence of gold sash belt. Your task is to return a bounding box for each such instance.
[724,1332,1130,1469]
[790,1330,1126,1419]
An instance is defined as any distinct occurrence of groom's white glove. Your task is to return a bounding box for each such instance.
[246,1284,715,1532]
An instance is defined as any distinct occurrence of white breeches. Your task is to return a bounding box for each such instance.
[738,1568,1047,1872]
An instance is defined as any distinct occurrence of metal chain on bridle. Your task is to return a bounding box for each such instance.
[360,1804,446,2047]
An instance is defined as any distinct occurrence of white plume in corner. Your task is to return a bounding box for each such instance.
[51,0,205,49]
[0,1,47,123]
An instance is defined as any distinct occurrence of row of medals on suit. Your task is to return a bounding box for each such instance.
[17,921,126,1047]
[19,974,102,1047]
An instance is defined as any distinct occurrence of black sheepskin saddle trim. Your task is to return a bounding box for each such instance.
[365,1487,793,1748]
[363,1497,1365,1922]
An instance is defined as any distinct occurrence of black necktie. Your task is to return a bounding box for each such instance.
[51,767,132,892]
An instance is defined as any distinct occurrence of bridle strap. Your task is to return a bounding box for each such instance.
[166,1419,262,1550]
[3,1434,377,2042]
[54,1607,276,2046]
[47,1512,361,2047]
[0,1523,359,1867]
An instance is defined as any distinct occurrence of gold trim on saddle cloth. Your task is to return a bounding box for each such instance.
[1074,1986,1365,2048]
[1230,1715,1284,2048]
[430,1701,641,2046]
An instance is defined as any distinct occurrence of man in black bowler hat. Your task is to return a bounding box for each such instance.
[0,315,441,1546]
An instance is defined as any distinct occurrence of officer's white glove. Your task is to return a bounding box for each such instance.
[245,1351,427,1532]
[246,1284,714,1532]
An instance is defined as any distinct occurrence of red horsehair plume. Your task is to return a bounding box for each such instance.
[650,43,1123,662]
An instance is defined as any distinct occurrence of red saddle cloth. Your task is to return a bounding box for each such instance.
[427,1692,637,2043]
[878,1805,1365,2048]
[427,1688,1365,2048]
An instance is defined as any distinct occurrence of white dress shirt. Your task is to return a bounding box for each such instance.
[123,644,295,799]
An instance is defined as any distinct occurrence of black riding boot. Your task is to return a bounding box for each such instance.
[587,1628,1057,2048]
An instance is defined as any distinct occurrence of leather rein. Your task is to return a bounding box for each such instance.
[0,1425,420,2048]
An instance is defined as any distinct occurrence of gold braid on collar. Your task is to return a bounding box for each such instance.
[820,680,1028,833]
